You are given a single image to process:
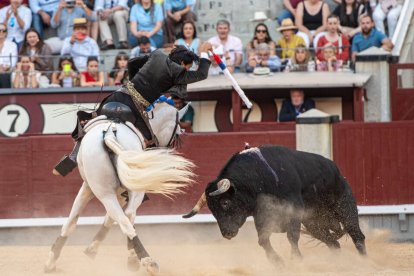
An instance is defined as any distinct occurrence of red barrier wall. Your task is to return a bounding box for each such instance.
[0,131,295,219]
[2,121,414,220]
[333,122,414,205]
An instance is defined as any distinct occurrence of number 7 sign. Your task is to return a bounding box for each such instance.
[0,104,30,137]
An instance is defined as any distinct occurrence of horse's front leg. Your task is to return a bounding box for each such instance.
[44,182,94,273]
[84,190,128,259]
[124,192,146,271]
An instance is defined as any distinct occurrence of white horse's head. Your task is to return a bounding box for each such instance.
[147,96,189,147]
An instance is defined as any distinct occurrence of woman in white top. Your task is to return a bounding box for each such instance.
[0,23,18,88]
[12,55,41,88]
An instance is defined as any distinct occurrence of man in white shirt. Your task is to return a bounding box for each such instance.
[207,20,243,73]
[0,0,32,49]
[60,18,100,70]
[94,0,129,50]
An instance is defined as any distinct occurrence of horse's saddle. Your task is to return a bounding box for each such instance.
[100,102,136,124]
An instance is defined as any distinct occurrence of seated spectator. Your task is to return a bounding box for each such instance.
[295,0,330,46]
[351,14,393,62]
[12,55,41,88]
[130,36,155,57]
[61,18,100,71]
[372,0,403,39]
[333,0,361,38]
[175,20,200,54]
[277,18,305,60]
[164,0,196,44]
[47,0,95,54]
[19,28,53,79]
[108,51,128,86]
[208,20,243,72]
[51,55,80,87]
[316,15,349,62]
[129,0,164,48]
[0,0,32,49]
[29,0,60,39]
[317,43,342,71]
[277,0,303,25]
[246,43,282,73]
[279,89,315,122]
[285,44,313,72]
[80,56,104,86]
[246,23,276,58]
[95,0,129,50]
[172,94,194,133]
[0,23,18,88]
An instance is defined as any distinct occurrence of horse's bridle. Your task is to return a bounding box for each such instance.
[166,112,180,148]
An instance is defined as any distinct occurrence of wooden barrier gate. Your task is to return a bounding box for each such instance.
[390,63,414,120]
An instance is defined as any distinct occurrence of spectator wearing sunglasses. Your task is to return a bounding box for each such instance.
[0,0,32,49]
[246,23,276,59]
[0,23,18,88]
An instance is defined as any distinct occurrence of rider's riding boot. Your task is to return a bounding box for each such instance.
[52,142,80,176]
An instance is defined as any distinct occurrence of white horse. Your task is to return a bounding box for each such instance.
[44,101,194,274]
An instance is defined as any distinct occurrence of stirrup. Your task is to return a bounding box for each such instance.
[52,155,77,176]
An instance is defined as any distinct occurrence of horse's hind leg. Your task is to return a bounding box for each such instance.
[44,182,94,272]
[99,193,159,274]
[84,190,128,259]
[84,215,115,259]
[124,192,146,271]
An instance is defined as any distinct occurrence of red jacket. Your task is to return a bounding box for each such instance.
[316,34,350,62]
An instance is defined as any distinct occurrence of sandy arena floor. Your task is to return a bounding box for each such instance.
[0,226,413,276]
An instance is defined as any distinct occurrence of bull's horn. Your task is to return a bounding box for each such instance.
[209,179,231,197]
[182,192,206,218]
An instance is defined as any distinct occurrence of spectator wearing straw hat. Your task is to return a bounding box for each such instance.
[277,18,305,60]
[60,18,99,71]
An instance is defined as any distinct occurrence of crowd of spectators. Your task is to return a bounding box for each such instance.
[0,0,403,90]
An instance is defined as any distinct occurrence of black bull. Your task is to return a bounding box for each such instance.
[183,145,366,265]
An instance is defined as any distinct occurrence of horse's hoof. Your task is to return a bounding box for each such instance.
[127,255,141,271]
[141,257,159,275]
[43,263,56,273]
[84,247,97,260]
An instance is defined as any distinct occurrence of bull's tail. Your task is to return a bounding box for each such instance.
[104,132,195,196]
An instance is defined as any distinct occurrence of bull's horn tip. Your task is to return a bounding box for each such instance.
[182,210,197,219]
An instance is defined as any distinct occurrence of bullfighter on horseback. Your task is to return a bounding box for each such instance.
[53,43,213,177]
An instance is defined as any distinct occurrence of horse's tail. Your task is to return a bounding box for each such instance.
[104,132,195,197]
